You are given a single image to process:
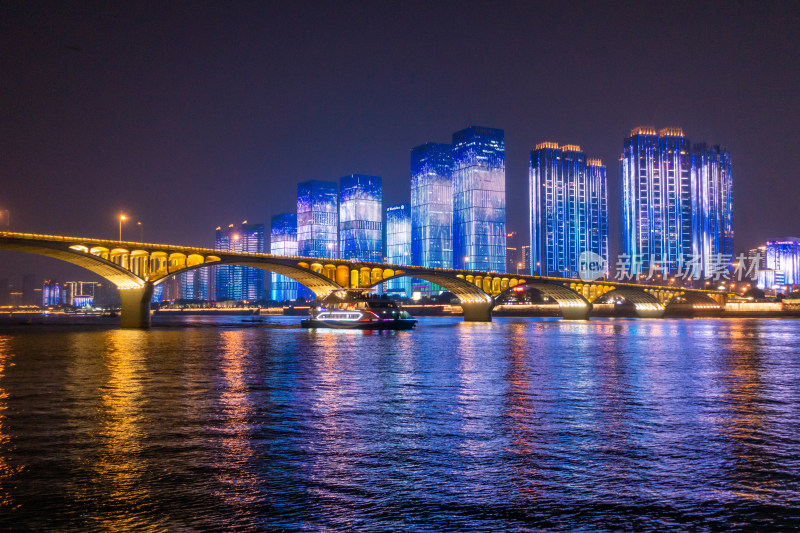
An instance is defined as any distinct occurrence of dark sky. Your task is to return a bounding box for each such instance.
[2,1,799,281]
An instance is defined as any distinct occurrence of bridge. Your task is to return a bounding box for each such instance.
[0,231,729,328]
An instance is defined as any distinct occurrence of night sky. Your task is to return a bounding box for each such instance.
[2,1,799,281]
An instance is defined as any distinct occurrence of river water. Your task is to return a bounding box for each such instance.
[0,316,798,530]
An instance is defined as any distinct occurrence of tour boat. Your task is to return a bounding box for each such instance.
[301,289,417,330]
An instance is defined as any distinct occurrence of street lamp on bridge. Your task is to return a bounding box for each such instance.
[119,214,126,241]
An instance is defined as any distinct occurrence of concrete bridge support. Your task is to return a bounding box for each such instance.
[560,304,592,320]
[461,301,494,322]
[119,283,154,329]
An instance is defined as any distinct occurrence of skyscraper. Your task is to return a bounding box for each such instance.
[42,279,59,306]
[386,203,412,297]
[529,143,608,278]
[622,127,733,279]
[179,268,209,301]
[691,143,734,274]
[297,180,338,259]
[214,222,265,301]
[411,142,453,269]
[621,127,693,276]
[339,174,382,262]
[270,213,299,302]
[452,126,506,272]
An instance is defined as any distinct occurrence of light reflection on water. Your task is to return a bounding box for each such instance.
[0,317,798,529]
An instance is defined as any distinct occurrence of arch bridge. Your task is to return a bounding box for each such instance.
[0,232,730,327]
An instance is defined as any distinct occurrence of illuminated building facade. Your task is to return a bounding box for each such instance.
[61,281,99,307]
[386,203,412,297]
[758,238,800,290]
[529,143,608,277]
[179,268,209,301]
[270,213,299,302]
[339,174,382,262]
[452,126,506,272]
[42,279,59,306]
[622,127,694,275]
[691,143,734,273]
[411,142,453,269]
[214,222,265,301]
[297,180,338,259]
[622,127,734,279]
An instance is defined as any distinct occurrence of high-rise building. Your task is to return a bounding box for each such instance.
[622,127,694,276]
[270,213,299,302]
[297,180,338,259]
[411,142,453,269]
[42,279,59,306]
[691,143,734,274]
[179,268,209,301]
[529,143,609,278]
[339,174,382,262]
[386,203,412,297]
[758,238,800,290]
[452,126,506,271]
[214,222,265,301]
[622,127,733,279]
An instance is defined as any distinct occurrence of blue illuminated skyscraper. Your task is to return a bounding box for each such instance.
[386,203,412,297]
[270,213,299,302]
[411,143,453,269]
[621,127,693,275]
[179,268,209,300]
[297,180,338,259]
[452,126,506,271]
[529,143,608,277]
[691,143,734,274]
[339,174,382,262]
[622,127,733,279]
[214,222,265,301]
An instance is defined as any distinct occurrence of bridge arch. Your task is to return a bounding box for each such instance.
[665,291,724,310]
[494,282,592,320]
[591,288,665,318]
[370,271,495,321]
[157,259,343,298]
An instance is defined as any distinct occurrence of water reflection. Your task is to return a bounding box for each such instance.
[212,330,258,527]
[0,336,22,508]
[0,317,798,529]
[93,330,156,531]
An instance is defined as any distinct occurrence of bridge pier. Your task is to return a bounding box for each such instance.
[560,304,592,320]
[461,301,494,322]
[119,283,154,329]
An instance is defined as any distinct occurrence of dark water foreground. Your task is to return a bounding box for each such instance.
[0,316,798,530]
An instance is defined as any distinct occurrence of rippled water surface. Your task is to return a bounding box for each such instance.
[0,316,799,530]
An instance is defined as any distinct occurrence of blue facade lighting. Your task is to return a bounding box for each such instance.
[386,203,412,297]
[452,126,506,272]
[339,174,382,262]
[270,213,299,302]
[297,180,338,259]
[214,222,265,301]
[529,142,608,277]
[411,142,453,270]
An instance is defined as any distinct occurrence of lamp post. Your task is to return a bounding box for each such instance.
[137,221,142,241]
[119,215,126,241]
[517,262,522,275]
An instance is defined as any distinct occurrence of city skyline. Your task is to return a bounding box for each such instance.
[2,2,798,283]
